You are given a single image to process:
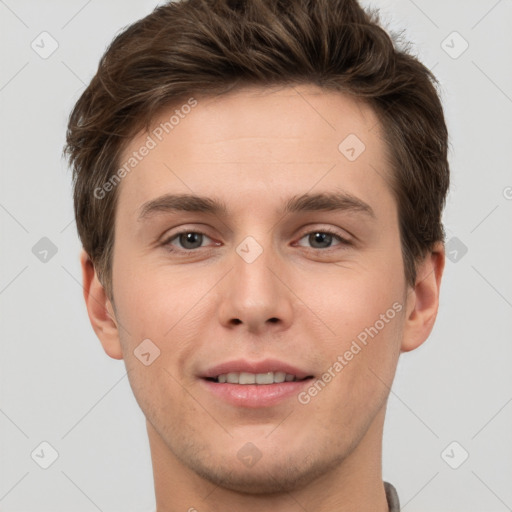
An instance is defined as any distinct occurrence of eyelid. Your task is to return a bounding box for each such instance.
[162,228,216,250]
[161,225,353,253]
[295,223,353,240]
[294,226,353,248]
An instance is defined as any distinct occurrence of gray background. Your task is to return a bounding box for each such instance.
[1,0,511,511]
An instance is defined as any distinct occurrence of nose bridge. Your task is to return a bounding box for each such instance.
[217,233,293,332]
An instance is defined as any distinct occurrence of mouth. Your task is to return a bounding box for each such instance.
[204,371,313,384]
[199,359,315,408]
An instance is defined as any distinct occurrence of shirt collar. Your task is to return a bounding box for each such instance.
[384,481,400,512]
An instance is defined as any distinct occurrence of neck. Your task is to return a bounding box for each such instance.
[148,404,389,512]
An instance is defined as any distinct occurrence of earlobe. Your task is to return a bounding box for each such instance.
[401,242,446,353]
[80,249,124,360]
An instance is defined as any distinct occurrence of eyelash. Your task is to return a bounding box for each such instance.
[162,228,352,254]
[295,228,352,248]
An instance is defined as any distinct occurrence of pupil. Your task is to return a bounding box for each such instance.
[310,232,331,248]
[180,232,202,249]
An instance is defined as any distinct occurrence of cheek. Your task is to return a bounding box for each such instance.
[300,242,405,401]
[112,267,198,420]
[113,257,186,339]
[307,254,404,342]
[112,260,209,386]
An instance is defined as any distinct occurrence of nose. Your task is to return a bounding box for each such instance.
[216,238,294,335]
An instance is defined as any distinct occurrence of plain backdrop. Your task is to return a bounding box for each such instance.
[1,0,511,511]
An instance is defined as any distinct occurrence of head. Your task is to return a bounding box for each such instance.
[65,0,448,496]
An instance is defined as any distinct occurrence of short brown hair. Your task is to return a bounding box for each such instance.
[64,0,450,301]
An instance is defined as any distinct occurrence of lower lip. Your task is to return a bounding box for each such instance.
[200,378,313,408]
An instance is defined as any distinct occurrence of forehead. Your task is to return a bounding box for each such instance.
[115,84,392,217]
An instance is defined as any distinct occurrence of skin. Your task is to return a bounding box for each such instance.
[81,84,445,512]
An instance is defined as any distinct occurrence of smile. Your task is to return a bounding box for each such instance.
[208,371,308,384]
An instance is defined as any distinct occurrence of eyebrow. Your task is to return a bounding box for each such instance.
[137,191,376,221]
[283,191,375,219]
[138,194,228,221]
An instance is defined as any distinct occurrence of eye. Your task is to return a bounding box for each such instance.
[161,228,352,254]
[296,229,351,250]
[164,231,214,251]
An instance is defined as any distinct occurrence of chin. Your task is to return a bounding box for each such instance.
[179,448,343,495]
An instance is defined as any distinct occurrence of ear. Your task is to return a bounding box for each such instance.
[80,249,123,360]
[401,242,446,353]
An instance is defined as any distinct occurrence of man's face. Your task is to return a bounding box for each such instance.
[106,85,410,492]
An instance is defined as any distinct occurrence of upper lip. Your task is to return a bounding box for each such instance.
[200,359,313,380]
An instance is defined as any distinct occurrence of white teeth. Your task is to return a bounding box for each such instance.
[274,371,286,383]
[255,372,273,384]
[239,372,256,384]
[227,372,239,384]
[214,372,298,384]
